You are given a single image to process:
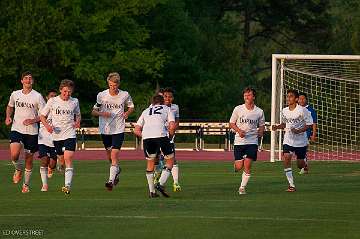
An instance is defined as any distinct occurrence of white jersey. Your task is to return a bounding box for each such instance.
[281,104,313,147]
[41,96,81,141]
[38,117,54,147]
[167,104,179,142]
[136,104,175,140]
[8,89,45,135]
[94,89,134,134]
[229,104,265,145]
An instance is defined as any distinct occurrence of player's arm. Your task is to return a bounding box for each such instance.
[123,94,135,119]
[91,103,111,118]
[229,122,246,138]
[168,121,176,139]
[74,100,81,129]
[272,123,285,131]
[5,105,14,126]
[123,107,134,119]
[291,109,313,134]
[257,110,266,137]
[310,109,318,141]
[134,112,144,137]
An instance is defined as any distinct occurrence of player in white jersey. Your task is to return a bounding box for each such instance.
[40,80,81,195]
[91,72,134,191]
[272,89,313,192]
[134,95,176,198]
[38,89,57,192]
[229,87,265,195]
[5,71,46,193]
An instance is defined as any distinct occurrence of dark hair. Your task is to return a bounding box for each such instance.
[152,95,164,105]
[163,87,174,94]
[287,89,299,98]
[21,71,32,80]
[242,87,256,97]
[46,89,57,95]
[59,79,75,90]
[299,92,307,99]
[156,88,165,96]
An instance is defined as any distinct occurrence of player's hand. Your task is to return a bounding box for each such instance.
[271,125,277,131]
[257,130,264,137]
[237,129,246,138]
[310,134,317,142]
[23,119,35,126]
[101,112,112,118]
[5,117,12,126]
[45,125,54,133]
[291,128,301,134]
[123,111,129,119]
[73,121,81,129]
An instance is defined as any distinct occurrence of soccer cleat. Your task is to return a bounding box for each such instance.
[48,167,53,178]
[13,170,22,184]
[61,186,71,195]
[41,184,48,192]
[105,181,113,191]
[238,187,247,195]
[173,183,182,192]
[155,183,170,198]
[149,192,160,198]
[286,186,296,192]
[299,164,309,175]
[113,168,122,186]
[21,184,30,193]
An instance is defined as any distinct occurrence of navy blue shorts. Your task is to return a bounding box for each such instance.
[101,133,124,150]
[38,144,57,159]
[9,131,38,153]
[54,138,77,155]
[234,144,258,161]
[155,143,176,163]
[143,137,174,159]
[283,144,307,160]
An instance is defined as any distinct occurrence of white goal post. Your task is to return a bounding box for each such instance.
[271,54,360,162]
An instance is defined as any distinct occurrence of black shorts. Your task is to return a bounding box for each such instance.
[9,131,38,153]
[155,143,176,163]
[38,144,57,159]
[54,138,77,155]
[143,137,174,159]
[234,144,258,161]
[101,133,124,150]
[283,144,307,160]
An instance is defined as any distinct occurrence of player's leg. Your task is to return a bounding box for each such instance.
[21,134,38,193]
[105,133,124,190]
[296,146,308,175]
[155,137,174,197]
[238,145,257,195]
[283,144,296,192]
[60,138,76,195]
[48,148,57,178]
[143,139,159,197]
[153,152,162,184]
[299,145,309,174]
[39,145,49,191]
[171,144,181,192]
[9,131,24,184]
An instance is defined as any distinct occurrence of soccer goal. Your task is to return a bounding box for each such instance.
[270,54,360,162]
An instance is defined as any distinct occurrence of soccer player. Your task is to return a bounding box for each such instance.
[38,89,57,192]
[40,79,81,195]
[229,87,265,195]
[272,89,313,192]
[134,95,176,198]
[298,92,318,174]
[91,72,134,191]
[5,71,45,193]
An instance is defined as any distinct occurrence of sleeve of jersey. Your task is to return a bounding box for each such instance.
[259,110,265,126]
[126,94,135,108]
[168,108,175,122]
[304,108,313,126]
[136,112,145,127]
[74,99,81,116]
[8,92,15,107]
[40,99,52,117]
[311,108,318,123]
[93,93,102,109]
[229,108,237,123]
[175,105,180,119]
[38,94,46,112]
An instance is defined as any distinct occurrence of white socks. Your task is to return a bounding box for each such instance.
[109,165,119,183]
[40,167,48,186]
[24,168,32,186]
[284,168,295,187]
[159,168,171,186]
[146,172,155,193]
[240,172,251,189]
[172,164,179,184]
[65,168,74,188]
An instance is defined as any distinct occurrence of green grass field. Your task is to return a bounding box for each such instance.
[0,159,359,239]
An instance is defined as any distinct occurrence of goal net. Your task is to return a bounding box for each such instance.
[271,54,360,162]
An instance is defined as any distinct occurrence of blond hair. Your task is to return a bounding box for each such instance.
[59,79,75,90]
[107,72,120,84]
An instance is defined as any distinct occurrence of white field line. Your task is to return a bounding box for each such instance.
[0,213,357,223]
